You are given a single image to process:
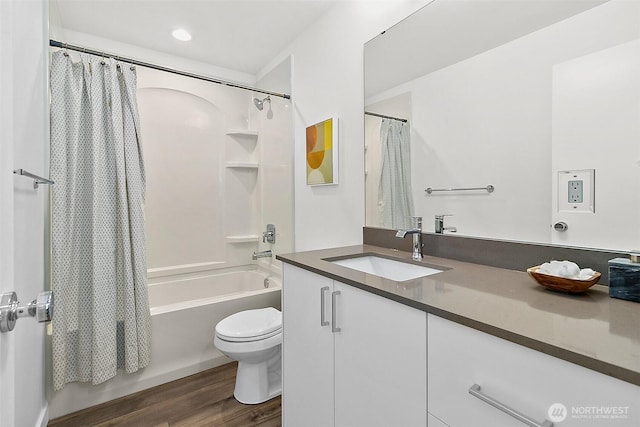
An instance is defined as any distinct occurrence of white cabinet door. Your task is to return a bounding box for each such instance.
[428,313,640,427]
[282,265,335,427]
[335,282,427,427]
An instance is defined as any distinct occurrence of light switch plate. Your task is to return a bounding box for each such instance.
[558,169,594,213]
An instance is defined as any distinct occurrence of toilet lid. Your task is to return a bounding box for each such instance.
[215,307,282,341]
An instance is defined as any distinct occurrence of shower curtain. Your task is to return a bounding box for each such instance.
[378,118,415,230]
[50,50,151,390]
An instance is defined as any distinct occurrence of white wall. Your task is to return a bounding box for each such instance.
[0,1,50,426]
[256,55,291,97]
[255,57,294,274]
[262,0,430,251]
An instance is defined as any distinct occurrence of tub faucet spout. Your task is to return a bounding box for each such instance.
[395,216,423,260]
[253,249,273,260]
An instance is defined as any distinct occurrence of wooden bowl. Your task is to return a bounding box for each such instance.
[527,266,601,294]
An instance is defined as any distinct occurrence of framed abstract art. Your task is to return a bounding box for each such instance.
[306,117,338,185]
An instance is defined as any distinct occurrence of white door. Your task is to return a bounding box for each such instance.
[334,282,427,427]
[0,2,18,425]
[1,1,49,426]
[282,265,335,427]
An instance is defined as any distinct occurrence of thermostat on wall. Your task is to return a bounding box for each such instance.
[557,169,595,213]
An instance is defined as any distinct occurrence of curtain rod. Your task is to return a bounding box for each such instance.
[49,39,291,100]
[364,111,408,123]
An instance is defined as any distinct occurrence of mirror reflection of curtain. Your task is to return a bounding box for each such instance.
[378,118,414,229]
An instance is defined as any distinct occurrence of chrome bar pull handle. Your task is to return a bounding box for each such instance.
[320,286,329,326]
[469,384,553,427]
[331,291,341,333]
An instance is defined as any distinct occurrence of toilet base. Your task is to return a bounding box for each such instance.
[233,347,282,404]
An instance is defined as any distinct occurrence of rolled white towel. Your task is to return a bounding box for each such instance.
[537,260,596,280]
[537,260,580,278]
[578,268,596,280]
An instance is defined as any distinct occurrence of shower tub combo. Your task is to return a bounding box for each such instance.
[49,269,281,418]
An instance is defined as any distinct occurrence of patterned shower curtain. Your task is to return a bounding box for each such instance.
[378,118,415,230]
[49,50,151,390]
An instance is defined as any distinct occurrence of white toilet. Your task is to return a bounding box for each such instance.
[214,307,282,404]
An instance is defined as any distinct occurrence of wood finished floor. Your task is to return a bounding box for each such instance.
[48,362,281,427]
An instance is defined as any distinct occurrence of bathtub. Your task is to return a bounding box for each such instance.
[49,269,281,419]
[148,269,282,376]
[149,269,280,314]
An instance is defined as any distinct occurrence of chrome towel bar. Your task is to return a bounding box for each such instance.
[13,169,54,189]
[425,184,494,194]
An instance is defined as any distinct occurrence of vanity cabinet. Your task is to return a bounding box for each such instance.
[427,313,640,427]
[281,264,334,427]
[282,264,427,427]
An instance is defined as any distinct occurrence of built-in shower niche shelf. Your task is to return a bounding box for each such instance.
[225,162,259,169]
[226,235,260,243]
[226,129,259,137]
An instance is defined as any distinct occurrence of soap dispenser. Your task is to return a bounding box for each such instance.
[608,251,640,303]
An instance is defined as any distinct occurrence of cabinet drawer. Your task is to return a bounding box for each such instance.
[428,314,640,427]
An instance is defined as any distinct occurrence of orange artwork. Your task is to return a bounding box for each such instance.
[306,118,337,185]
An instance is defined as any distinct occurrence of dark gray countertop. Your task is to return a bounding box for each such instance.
[277,244,640,386]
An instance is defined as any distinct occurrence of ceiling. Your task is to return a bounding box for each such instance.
[52,0,338,76]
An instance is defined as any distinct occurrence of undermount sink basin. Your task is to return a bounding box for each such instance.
[328,255,443,282]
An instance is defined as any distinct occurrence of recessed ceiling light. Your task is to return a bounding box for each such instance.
[172,29,192,41]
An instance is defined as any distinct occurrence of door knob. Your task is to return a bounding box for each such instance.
[0,291,54,333]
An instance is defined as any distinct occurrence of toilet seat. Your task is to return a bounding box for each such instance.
[215,307,282,342]
[216,327,282,342]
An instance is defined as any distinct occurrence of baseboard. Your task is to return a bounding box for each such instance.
[36,403,48,427]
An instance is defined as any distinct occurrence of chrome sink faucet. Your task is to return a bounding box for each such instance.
[435,214,457,234]
[395,216,423,260]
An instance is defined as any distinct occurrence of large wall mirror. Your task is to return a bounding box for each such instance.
[364,0,640,252]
